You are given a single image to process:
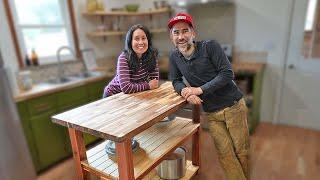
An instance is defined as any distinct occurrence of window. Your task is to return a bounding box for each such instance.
[302,0,320,59]
[9,0,76,65]
[305,0,317,31]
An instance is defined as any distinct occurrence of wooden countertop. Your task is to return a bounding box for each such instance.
[157,56,266,74]
[232,61,266,74]
[14,73,112,103]
[52,82,187,142]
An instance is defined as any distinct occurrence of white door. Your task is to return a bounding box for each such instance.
[278,0,320,130]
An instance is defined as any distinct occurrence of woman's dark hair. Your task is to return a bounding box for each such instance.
[124,24,158,73]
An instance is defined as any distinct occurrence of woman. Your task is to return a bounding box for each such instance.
[102,24,159,155]
[103,24,159,98]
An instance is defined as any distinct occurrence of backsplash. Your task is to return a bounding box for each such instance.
[20,61,85,84]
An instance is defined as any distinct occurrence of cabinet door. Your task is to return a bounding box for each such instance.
[29,110,69,170]
[57,86,88,107]
[16,102,41,171]
[87,79,108,101]
[27,94,57,116]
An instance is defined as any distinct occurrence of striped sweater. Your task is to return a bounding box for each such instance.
[103,52,159,97]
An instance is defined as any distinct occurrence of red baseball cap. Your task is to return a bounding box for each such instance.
[168,12,194,29]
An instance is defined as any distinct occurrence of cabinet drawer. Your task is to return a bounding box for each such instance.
[27,95,57,116]
[57,86,87,106]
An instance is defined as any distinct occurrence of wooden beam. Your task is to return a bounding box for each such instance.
[192,105,201,170]
[68,128,90,180]
[67,0,81,59]
[192,105,200,123]
[115,139,135,180]
[3,0,23,68]
[192,127,201,168]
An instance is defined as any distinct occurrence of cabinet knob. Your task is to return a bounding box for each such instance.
[288,64,295,69]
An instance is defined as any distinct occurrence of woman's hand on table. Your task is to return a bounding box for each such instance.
[149,79,159,89]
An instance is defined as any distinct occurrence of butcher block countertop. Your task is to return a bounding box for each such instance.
[13,73,112,102]
[51,81,200,179]
[52,82,187,142]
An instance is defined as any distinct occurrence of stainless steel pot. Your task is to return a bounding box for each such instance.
[156,147,186,179]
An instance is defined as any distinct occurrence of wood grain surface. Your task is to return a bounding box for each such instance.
[52,82,187,142]
[82,117,199,179]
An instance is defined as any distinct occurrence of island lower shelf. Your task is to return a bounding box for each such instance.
[81,117,200,180]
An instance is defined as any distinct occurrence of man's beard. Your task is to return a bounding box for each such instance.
[175,40,193,53]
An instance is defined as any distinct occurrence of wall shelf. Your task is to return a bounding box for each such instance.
[82,8,171,16]
[87,28,167,38]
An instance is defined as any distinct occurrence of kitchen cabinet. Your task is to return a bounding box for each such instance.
[29,110,69,169]
[82,8,171,39]
[52,82,200,180]
[87,79,105,100]
[232,62,265,134]
[16,77,110,172]
[16,101,40,171]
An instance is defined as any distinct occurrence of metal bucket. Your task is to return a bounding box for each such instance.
[156,147,186,179]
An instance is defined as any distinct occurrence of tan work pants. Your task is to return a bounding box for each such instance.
[207,98,250,180]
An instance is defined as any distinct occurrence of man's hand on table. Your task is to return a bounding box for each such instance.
[181,87,203,99]
[186,94,203,105]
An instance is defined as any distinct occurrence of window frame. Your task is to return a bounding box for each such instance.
[3,0,80,68]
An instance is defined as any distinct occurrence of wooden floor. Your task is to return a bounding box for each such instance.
[37,122,320,180]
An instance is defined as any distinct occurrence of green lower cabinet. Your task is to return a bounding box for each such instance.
[58,98,100,153]
[88,79,108,102]
[16,102,41,171]
[17,78,109,173]
[84,133,99,145]
[30,110,69,170]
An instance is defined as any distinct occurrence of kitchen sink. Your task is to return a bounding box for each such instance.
[73,71,102,78]
[46,76,79,84]
[43,71,103,85]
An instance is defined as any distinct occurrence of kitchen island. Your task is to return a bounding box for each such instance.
[52,82,201,180]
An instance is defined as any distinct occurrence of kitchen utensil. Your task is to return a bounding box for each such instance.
[156,147,186,179]
[125,4,139,12]
[16,70,33,91]
[105,139,139,156]
[81,48,98,71]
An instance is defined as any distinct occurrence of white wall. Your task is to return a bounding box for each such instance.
[0,2,20,93]
[234,0,293,122]
[189,3,235,44]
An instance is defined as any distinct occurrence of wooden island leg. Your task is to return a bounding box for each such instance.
[116,139,134,180]
[68,128,90,180]
[192,105,201,170]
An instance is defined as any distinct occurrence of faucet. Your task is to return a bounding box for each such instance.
[56,46,75,83]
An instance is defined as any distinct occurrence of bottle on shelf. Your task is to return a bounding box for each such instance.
[25,55,31,67]
[30,48,39,66]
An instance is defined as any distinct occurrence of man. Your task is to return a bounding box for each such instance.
[168,12,250,180]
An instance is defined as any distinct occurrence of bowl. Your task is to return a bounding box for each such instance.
[125,4,139,12]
